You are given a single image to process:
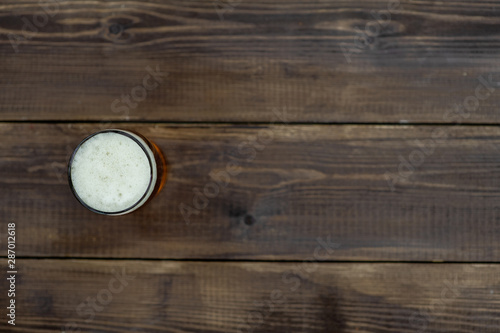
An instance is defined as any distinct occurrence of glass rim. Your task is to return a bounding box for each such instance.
[67,129,155,215]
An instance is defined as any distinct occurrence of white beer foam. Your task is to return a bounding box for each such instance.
[71,132,152,213]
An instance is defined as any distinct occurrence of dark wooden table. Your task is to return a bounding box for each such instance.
[1,0,500,332]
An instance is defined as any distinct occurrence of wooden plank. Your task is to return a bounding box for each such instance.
[1,1,500,122]
[0,260,498,332]
[2,123,500,260]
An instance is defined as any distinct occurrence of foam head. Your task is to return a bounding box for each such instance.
[69,130,157,215]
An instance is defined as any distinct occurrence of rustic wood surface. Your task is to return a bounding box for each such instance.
[1,260,499,333]
[2,123,500,261]
[1,0,500,122]
[1,0,500,332]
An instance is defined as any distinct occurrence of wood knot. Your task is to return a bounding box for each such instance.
[102,15,138,43]
[244,214,256,226]
[108,23,124,35]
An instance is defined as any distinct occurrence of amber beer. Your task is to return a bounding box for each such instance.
[68,129,167,215]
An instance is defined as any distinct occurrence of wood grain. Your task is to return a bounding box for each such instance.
[1,0,500,122]
[2,123,500,260]
[0,260,498,332]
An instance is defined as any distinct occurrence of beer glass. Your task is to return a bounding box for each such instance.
[68,129,167,215]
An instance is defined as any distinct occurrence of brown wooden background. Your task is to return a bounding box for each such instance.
[1,0,500,332]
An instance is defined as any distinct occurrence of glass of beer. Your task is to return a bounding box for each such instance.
[68,129,167,215]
